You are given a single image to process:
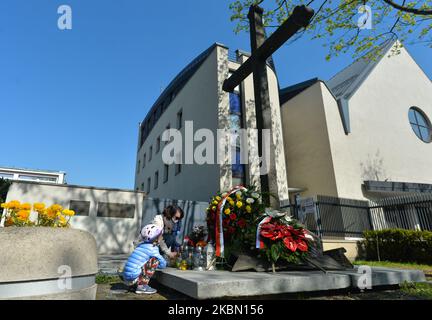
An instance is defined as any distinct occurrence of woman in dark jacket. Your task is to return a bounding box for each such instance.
[152,205,184,259]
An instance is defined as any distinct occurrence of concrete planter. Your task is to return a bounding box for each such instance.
[0,227,98,300]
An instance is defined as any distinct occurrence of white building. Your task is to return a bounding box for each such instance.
[281,40,432,201]
[135,43,289,205]
[0,166,66,184]
[135,40,432,203]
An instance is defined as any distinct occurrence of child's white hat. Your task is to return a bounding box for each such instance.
[140,224,163,243]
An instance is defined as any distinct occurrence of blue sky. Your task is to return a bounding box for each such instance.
[1,0,431,189]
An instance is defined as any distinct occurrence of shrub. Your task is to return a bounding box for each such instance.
[0,178,11,204]
[360,229,432,265]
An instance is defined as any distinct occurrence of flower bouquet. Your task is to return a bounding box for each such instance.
[206,186,319,271]
[1,200,75,227]
[257,210,316,271]
[206,185,265,258]
[184,225,208,248]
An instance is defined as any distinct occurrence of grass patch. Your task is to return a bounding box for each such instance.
[96,274,121,284]
[400,282,432,299]
[354,260,432,300]
[353,260,432,278]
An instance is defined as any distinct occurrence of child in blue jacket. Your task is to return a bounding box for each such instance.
[122,224,167,294]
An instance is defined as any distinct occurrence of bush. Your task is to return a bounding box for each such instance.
[0,178,11,204]
[360,229,432,265]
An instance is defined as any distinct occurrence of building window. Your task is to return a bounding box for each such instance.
[175,152,182,175]
[154,171,159,189]
[165,124,171,145]
[143,154,146,168]
[17,175,57,182]
[164,165,169,183]
[156,105,162,120]
[0,173,14,180]
[409,107,432,143]
[97,202,135,219]
[137,160,141,173]
[175,163,181,175]
[147,177,151,194]
[156,136,161,153]
[69,200,90,216]
[177,110,183,129]
[149,146,153,161]
[230,89,246,186]
[141,182,144,191]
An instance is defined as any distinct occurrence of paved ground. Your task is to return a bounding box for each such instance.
[98,254,129,275]
[96,281,190,300]
[96,281,427,300]
[96,254,431,300]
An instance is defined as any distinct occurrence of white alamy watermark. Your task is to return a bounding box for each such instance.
[159,121,271,175]
[357,265,372,290]
[58,5,72,30]
[357,5,373,30]
[57,265,72,290]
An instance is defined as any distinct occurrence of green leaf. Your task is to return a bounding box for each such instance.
[271,243,280,262]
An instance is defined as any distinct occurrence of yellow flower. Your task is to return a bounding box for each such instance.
[16,210,30,222]
[20,203,32,211]
[1,203,6,209]
[45,208,56,220]
[224,208,231,215]
[246,205,252,213]
[57,215,68,227]
[62,209,75,217]
[4,217,14,227]
[215,196,221,201]
[212,200,219,205]
[226,196,233,202]
[235,192,242,199]
[33,203,46,212]
[229,200,235,207]
[51,204,63,212]
[212,206,216,211]
[236,201,243,208]
[7,200,21,210]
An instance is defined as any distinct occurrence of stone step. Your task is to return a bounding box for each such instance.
[154,266,427,299]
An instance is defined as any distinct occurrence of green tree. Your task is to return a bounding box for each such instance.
[229,0,432,59]
[0,178,11,204]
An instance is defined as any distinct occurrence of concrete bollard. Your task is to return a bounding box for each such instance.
[0,227,98,300]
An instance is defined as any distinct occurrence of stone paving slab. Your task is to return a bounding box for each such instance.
[155,267,426,299]
[330,266,426,287]
[155,268,352,299]
[98,254,129,275]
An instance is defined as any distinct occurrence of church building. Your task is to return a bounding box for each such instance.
[135,40,432,204]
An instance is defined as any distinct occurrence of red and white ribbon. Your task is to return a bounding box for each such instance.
[215,185,247,257]
[256,216,272,249]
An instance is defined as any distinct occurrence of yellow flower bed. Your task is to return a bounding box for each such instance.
[1,200,75,228]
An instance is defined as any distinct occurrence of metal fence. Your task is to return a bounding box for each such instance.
[298,193,432,239]
[369,194,432,232]
[313,196,371,239]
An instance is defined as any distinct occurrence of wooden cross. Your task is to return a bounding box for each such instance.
[223,5,314,205]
